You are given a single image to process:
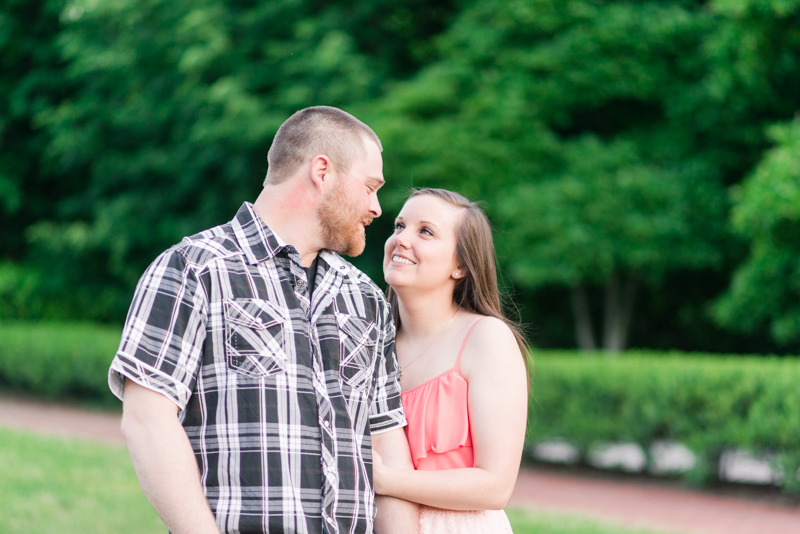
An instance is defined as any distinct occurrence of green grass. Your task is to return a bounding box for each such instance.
[506,507,682,534]
[0,428,163,534]
[0,427,681,534]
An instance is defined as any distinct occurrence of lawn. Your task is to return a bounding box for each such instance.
[506,508,681,534]
[0,428,163,534]
[0,427,680,534]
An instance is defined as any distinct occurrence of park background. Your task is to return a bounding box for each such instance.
[2,0,800,532]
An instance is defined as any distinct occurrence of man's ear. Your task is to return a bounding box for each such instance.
[310,154,332,194]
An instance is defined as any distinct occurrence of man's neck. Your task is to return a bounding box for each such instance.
[251,183,323,267]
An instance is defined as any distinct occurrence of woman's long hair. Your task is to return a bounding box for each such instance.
[386,188,531,379]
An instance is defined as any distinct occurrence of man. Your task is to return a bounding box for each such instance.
[108,106,419,533]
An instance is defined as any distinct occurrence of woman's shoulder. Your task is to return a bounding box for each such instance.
[460,315,522,370]
[466,314,515,341]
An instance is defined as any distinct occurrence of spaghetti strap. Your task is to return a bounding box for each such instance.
[455,318,485,372]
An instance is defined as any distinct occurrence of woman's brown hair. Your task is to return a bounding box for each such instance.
[386,188,531,378]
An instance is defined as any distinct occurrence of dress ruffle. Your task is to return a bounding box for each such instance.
[401,368,473,470]
[419,505,514,534]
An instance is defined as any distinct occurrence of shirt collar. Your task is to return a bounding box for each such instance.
[231,202,350,276]
[319,249,350,276]
[231,202,286,265]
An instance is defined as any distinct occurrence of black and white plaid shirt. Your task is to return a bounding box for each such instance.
[108,202,406,534]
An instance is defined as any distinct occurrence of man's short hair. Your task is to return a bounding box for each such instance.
[264,106,383,185]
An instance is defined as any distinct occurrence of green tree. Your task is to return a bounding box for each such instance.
[501,138,726,351]
[19,0,456,321]
[714,119,800,346]
[0,0,68,239]
[372,0,733,351]
[0,0,81,319]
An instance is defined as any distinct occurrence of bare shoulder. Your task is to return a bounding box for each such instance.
[460,315,524,376]
[469,316,520,352]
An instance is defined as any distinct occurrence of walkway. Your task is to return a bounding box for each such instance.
[2,392,800,534]
[510,469,800,534]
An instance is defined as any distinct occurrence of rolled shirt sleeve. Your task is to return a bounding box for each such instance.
[368,301,407,434]
[108,246,208,410]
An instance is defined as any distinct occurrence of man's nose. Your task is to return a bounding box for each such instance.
[370,194,382,218]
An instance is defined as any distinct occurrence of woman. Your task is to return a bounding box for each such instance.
[375,188,529,533]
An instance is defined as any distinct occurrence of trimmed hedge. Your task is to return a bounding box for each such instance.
[0,322,121,404]
[3,322,800,491]
[528,352,800,491]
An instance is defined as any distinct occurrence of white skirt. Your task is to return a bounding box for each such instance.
[419,505,514,534]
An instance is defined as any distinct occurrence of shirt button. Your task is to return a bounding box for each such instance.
[323,420,331,429]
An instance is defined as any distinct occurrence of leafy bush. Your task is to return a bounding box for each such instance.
[529,352,800,491]
[4,322,800,492]
[0,321,120,403]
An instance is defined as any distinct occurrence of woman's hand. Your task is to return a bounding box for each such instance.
[372,448,390,495]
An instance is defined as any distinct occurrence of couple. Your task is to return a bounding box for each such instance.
[108,106,528,534]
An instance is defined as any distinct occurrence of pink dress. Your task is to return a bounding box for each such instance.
[401,320,514,533]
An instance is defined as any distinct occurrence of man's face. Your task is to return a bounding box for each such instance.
[318,139,384,256]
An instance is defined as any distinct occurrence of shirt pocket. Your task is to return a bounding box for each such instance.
[336,313,378,393]
[223,298,288,379]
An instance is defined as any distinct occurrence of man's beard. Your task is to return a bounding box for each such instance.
[318,176,370,257]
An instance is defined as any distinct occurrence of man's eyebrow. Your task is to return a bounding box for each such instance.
[368,176,385,187]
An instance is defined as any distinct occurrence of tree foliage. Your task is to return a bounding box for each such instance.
[0,0,70,256]
[714,119,800,344]
[1,0,800,352]
[3,0,456,321]
[371,0,741,350]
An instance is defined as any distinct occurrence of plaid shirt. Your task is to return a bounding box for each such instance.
[109,202,406,534]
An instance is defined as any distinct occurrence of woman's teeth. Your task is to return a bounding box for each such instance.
[393,256,415,265]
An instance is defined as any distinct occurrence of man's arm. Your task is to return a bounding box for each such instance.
[372,428,419,534]
[121,380,219,534]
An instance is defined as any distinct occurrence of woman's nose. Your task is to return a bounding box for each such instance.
[395,233,410,249]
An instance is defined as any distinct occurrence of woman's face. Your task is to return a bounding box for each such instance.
[383,195,463,291]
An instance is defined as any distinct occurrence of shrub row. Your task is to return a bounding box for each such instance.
[528,352,800,492]
[3,322,799,491]
[0,321,121,404]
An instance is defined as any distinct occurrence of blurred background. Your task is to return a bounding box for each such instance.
[2,0,799,354]
[2,0,800,532]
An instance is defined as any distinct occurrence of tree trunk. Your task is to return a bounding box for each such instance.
[571,285,596,352]
[603,271,638,352]
[618,274,638,350]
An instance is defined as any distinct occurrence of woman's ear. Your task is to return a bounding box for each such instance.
[453,267,465,279]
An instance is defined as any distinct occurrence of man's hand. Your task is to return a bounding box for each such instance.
[121,380,220,534]
[372,428,419,534]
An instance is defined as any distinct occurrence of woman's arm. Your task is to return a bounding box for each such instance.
[372,428,420,534]
[373,317,528,510]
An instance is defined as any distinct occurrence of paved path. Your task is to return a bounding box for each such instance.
[510,469,800,534]
[0,392,124,444]
[2,393,800,534]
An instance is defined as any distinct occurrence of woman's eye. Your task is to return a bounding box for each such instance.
[421,227,433,236]
[394,222,405,230]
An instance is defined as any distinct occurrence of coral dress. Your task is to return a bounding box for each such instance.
[401,320,514,533]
